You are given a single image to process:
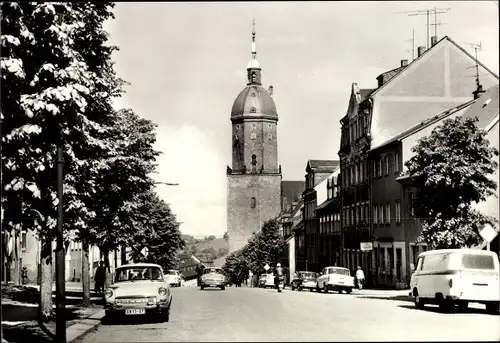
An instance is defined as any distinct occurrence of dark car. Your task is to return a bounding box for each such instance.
[291,271,319,291]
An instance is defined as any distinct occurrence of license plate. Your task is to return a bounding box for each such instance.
[125,309,145,315]
[338,281,344,284]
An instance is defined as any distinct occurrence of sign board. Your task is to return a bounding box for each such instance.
[480,224,498,244]
[360,242,373,251]
[264,264,270,271]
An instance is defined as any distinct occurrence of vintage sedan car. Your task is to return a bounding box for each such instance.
[291,271,318,291]
[164,269,182,287]
[104,263,172,322]
[200,267,226,290]
[316,266,355,294]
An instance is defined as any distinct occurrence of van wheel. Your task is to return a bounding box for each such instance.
[485,302,499,314]
[458,302,469,311]
[414,291,425,309]
[439,299,454,312]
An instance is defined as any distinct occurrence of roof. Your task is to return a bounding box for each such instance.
[370,100,475,152]
[116,263,161,269]
[418,248,499,256]
[231,85,277,119]
[247,58,261,69]
[359,89,375,102]
[315,198,337,212]
[370,36,499,99]
[307,160,340,172]
[461,84,500,129]
[281,181,305,204]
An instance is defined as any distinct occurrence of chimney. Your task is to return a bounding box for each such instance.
[268,85,274,97]
[417,46,426,57]
[401,59,408,67]
[431,36,438,46]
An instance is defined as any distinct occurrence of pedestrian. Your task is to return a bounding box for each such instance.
[94,261,106,294]
[355,266,365,290]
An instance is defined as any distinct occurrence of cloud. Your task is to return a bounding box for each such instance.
[152,124,227,238]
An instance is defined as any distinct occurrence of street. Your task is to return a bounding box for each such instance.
[81,286,499,342]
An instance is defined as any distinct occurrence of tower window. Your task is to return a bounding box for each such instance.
[251,197,256,208]
[251,133,256,140]
[250,107,256,113]
[236,125,240,130]
[234,134,239,141]
[252,123,256,130]
[268,124,272,129]
[251,92,256,97]
[268,133,272,141]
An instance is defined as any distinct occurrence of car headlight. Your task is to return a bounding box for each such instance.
[104,289,114,298]
[158,287,167,296]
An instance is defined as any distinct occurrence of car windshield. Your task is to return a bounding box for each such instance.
[327,268,350,276]
[301,272,316,278]
[203,268,223,275]
[114,266,163,283]
[167,271,177,275]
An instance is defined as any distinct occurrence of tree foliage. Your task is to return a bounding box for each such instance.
[222,219,285,280]
[129,192,185,270]
[404,116,499,249]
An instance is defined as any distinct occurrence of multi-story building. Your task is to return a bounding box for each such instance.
[338,36,499,287]
[297,160,339,272]
[369,84,500,288]
[315,169,342,269]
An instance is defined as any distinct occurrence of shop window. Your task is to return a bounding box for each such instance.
[396,248,402,281]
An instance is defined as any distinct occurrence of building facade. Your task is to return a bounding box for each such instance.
[297,160,338,272]
[338,35,499,288]
[315,169,342,269]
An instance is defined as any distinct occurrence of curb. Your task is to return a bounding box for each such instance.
[67,310,105,343]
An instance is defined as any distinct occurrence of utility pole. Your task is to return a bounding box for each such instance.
[55,144,66,343]
[395,7,450,49]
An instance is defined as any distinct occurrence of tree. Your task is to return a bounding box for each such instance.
[129,192,185,271]
[404,116,499,249]
[1,2,105,319]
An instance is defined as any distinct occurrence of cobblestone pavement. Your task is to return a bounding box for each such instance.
[81,286,500,342]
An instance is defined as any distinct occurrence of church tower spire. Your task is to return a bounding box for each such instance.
[247,19,262,86]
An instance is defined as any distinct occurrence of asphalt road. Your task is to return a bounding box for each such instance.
[81,286,500,342]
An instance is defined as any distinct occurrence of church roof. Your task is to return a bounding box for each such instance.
[281,181,305,204]
[307,160,340,172]
[247,58,261,69]
[231,85,278,119]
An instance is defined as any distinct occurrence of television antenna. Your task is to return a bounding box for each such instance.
[464,42,483,85]
[395,7,451,49]
[406,29,415,60]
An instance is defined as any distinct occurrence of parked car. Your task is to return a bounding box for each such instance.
[291,271,318,291]
[200,267,226,290]
[164,270,182,287]
[259,273,275,289]
[103,263,172,322]
[410,249,500,313]
[316,266,355,294]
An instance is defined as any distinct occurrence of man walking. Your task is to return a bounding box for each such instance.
[94,261,106,294]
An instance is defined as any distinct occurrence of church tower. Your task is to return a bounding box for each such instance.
[226,21,282,253]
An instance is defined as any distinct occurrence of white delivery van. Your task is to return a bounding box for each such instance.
[409,249,499,313]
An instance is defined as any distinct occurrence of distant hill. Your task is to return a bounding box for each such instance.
[181,233,229,262]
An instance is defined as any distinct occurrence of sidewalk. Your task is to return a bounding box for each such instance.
[2,284,105,343]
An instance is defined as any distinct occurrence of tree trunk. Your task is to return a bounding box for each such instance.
[81,240,91,307]
[39,237,54,320]
[13,231,21,285]
[120,245,127,266]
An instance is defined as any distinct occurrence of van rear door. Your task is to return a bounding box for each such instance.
[459,253,500,301]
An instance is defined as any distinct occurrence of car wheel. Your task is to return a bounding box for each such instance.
[414,292,425,309]
[221,286,225,291]
[291,286,295,291]
[345,287,352,294]
[323,284,328,293]
[200,285,204,290]
[458,301,469,311]
[485,302,500,314]
[439,299,455,313]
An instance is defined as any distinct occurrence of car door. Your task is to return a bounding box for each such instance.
[318,268,327,287]
[410,257,422,292]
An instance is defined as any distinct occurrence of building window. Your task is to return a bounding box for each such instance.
[384,155,390,176]
[395,201,401,223]
[379,204,384,224]
[353,123,358,140]
[21,231,27,251]
[396,248,402,280]
[373,205,378,224]
[372,160,377,178]
[360,162,365,182]
[377,159,382,177]
[251,197,256,208]
[394,152,400,173]
[409,192,415,217]
[385,203,391,224]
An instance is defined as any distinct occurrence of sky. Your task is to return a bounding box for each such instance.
[105,1,499,238]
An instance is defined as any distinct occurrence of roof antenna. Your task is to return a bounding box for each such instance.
[465,42,485,99]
